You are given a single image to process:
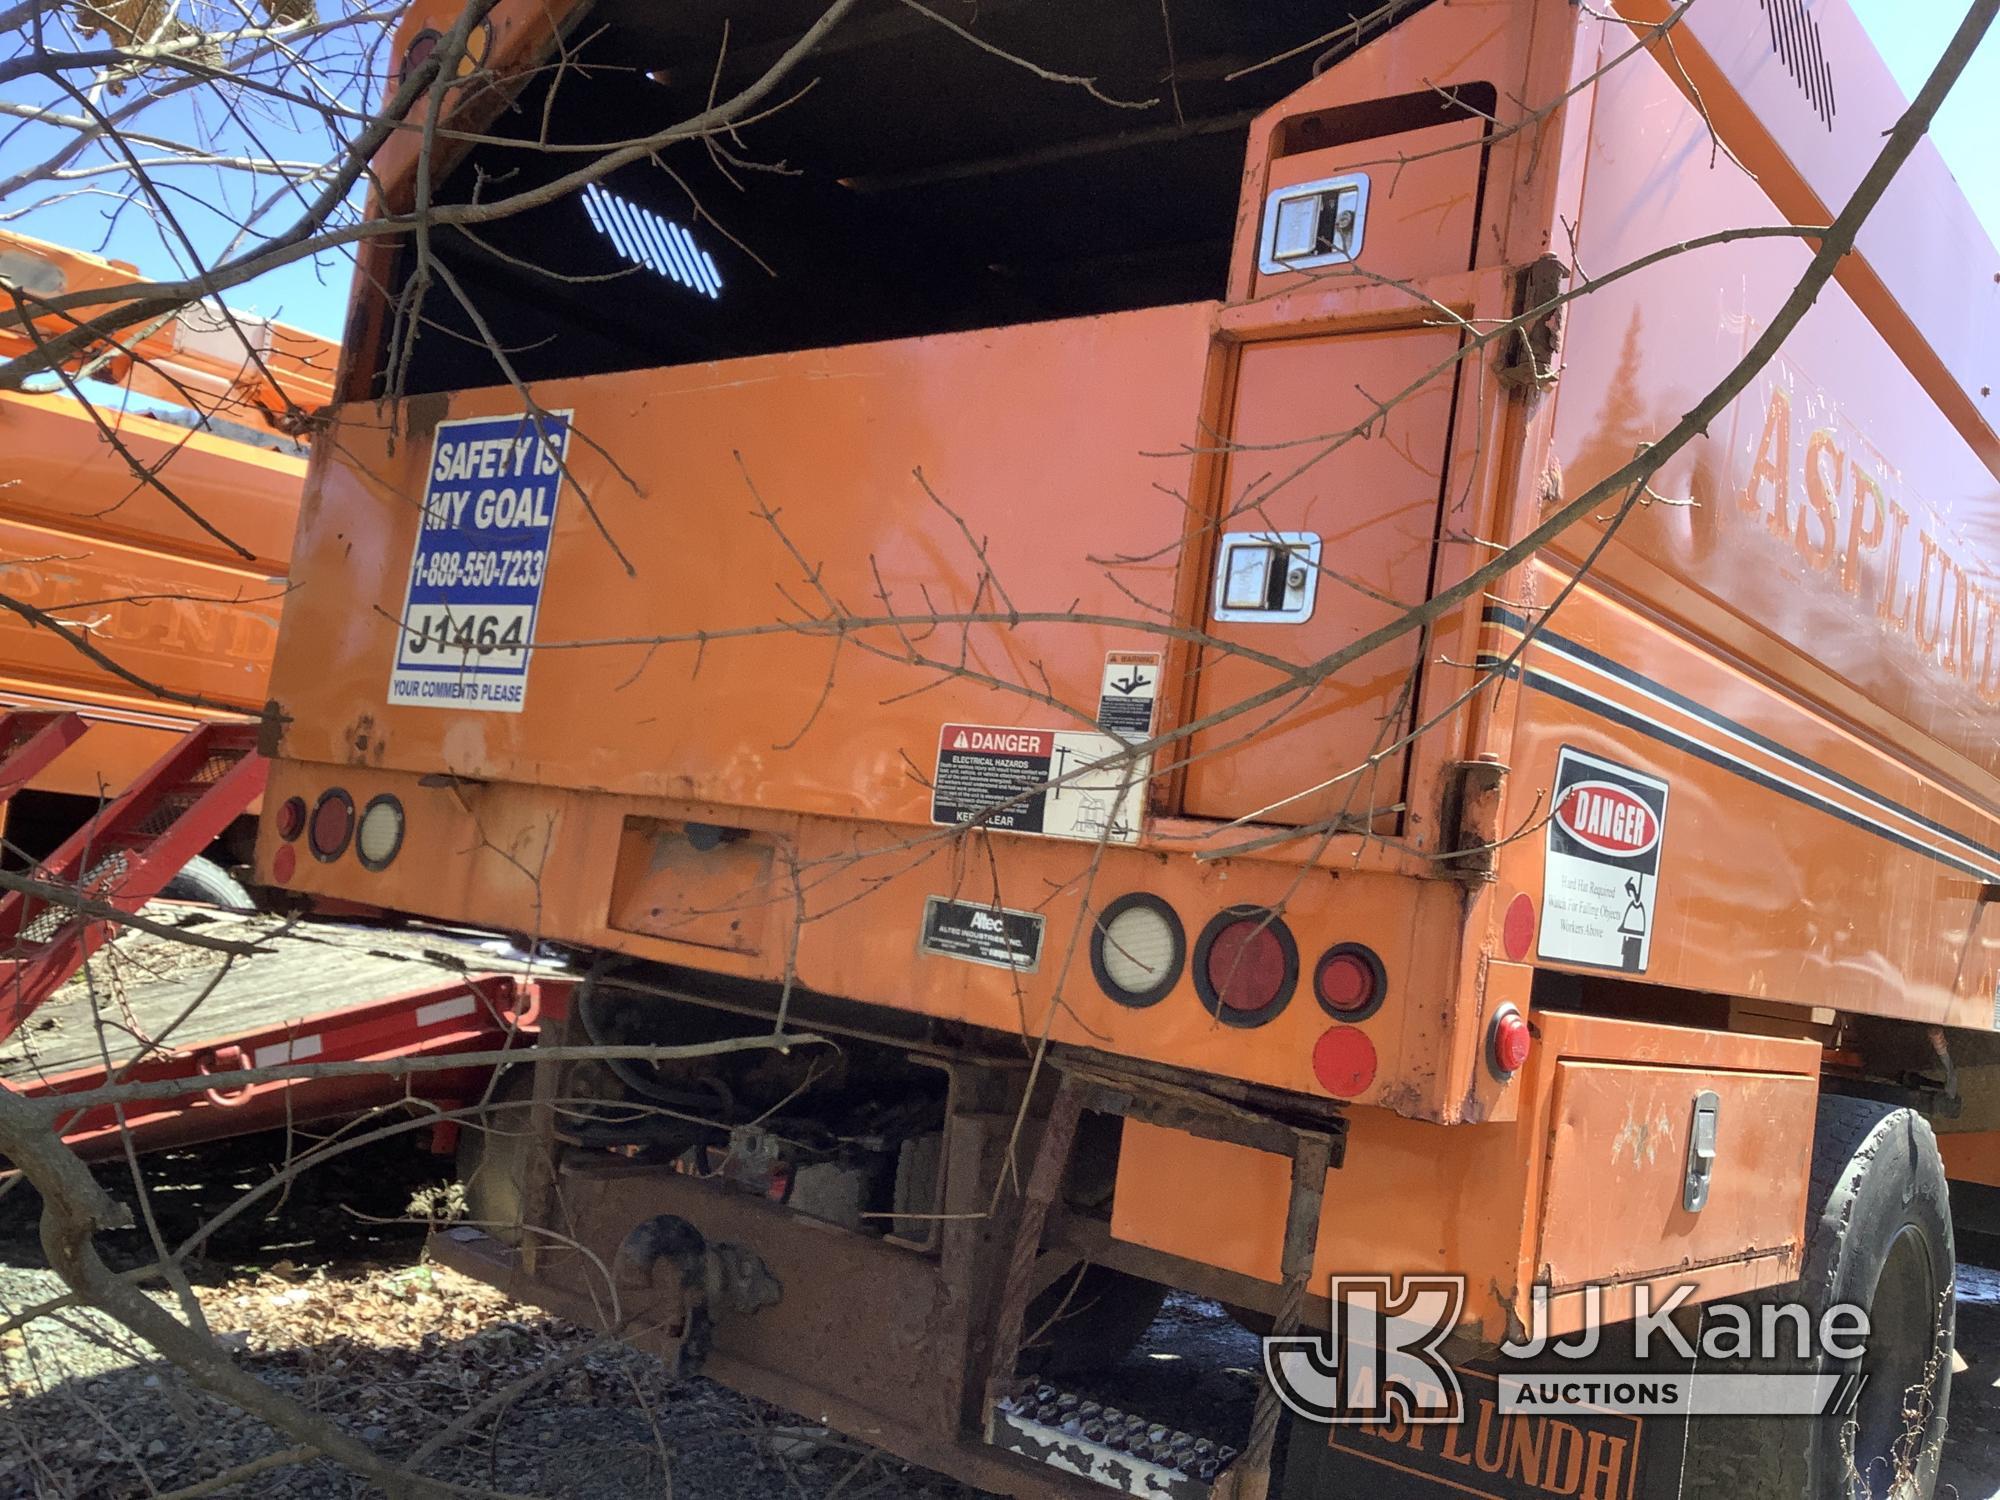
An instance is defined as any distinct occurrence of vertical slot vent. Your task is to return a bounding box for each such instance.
[1760,0,1837,130]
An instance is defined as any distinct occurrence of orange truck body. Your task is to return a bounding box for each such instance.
[0,232,332,798]
[256,0,1999,1491]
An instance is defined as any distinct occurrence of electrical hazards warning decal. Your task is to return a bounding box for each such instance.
[388,410,572,713]
[1538,747,1669,973]
[919,897,1045,971]
[931,725,1146,845]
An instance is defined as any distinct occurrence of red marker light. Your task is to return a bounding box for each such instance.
[399,28,441,83]
[1490,1006,1533,1075]
[274,795,308,842]
[271,843,296,885]
[1314,944,1385,1020]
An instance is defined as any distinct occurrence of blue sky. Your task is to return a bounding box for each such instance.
[0,3,1995,340]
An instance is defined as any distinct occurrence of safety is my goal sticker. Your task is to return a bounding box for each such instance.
[388,410,572,713]
[1538,747,1669,973]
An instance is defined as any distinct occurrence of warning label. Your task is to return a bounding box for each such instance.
[1097,651,1161,742]
[1538,747,1669,973]
[931,724,1146,845]
[919,897,1045,971]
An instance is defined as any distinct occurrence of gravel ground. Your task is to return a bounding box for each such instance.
[0,1131,981,1500]
[2,1128,1999,1499]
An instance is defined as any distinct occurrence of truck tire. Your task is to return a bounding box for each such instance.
[1682,1095,1953,1500]
[161,855,253,910]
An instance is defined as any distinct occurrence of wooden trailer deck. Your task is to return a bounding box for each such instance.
[0,910,550,1158]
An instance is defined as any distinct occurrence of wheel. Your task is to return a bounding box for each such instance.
[1023,1264,1169,1377]
[1682,1095,1954,1500]
[161,854,253,910]
[455,1067,539,1245]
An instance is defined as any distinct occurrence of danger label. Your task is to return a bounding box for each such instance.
[1539,747,1669,973]
[932,723,1146,845]
[919,897,1045,971]
[1097,651,1161,742]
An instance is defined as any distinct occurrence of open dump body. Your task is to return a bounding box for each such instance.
[275,0,1519,1123]
[263,0,2000,1495]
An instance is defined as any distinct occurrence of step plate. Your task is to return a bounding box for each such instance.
[986,1382,1232,1499]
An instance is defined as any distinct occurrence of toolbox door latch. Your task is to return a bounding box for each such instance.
[1684,1090,1721,1213]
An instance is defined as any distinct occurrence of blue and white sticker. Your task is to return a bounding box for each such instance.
[388,410,571,713]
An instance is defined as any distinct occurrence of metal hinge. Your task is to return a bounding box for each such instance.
[1438,757,1508,882]
[1495,254,1569,394]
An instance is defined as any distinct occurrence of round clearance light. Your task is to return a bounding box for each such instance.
[1490,1005,1533,1076]
[1091,893,1185,1008]
[398,28,441,83]
[1193,906,1298,1027]
[274,795,308,842]
[356,794,406,871]
[309,789,355,862]
[1314,943,1386,1021]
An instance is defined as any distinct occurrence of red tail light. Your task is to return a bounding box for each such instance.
[1194,907,1297,1026]
[309,789,355,861]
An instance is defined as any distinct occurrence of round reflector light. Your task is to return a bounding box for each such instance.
[1091,894,1185,1008]
[1503,893,1536,961]
[274,795,307,842]
[271,842,297,885]
[1312,1025,1378,1098]
[1314,943,1386,1020]
[1490,1005,1533,1075]
[356,795,406,870]
[1193,906,1297,1026]
[309,789,354,861]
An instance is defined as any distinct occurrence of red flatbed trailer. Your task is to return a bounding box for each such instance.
[0,711,545,1160]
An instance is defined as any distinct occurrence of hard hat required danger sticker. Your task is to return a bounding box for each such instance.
[931,723,1146,844]
[1539,747,1670,974]
[388,410,573,714]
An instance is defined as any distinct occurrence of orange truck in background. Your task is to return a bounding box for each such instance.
[0,231,331,875]
[258,1,2000,1496]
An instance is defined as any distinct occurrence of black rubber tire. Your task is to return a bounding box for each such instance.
[1022,1264,1170,1377]
[160,854,253,910]
[455,1067,539,1246]
[1682,1095,1954,1500]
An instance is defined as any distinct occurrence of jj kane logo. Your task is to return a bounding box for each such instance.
[1265,1277,1869,1427]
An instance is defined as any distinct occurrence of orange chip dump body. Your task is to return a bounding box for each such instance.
[254,1,2000,1493]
